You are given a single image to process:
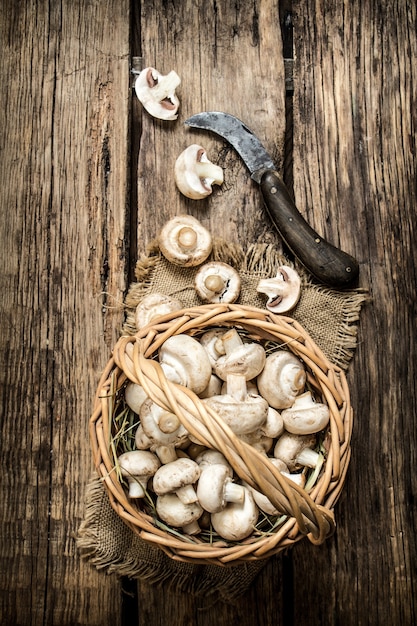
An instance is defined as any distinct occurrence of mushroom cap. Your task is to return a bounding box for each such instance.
[196,464,244,513]
[211,487,258,541]
[134,293,183,330]
[158,215,213,267]
[204,392,268,435]
[198,373,223,399]
[134,67,180,121]
[175,144,224,199]
[152,458,201,496]
[281,391,330,434]
[257,350,306,409]
[194,262,241,304]
[158,333,212,394]
[125,382,148,414]
[156,493,203,529]
[214,342,266,382]
[199,329,227,366]
[140,399,188,446]
[261,406,285,439]
[273,432,317,471]
[117,450,161,498]
[195,449,231,470]
[257,266,302,313]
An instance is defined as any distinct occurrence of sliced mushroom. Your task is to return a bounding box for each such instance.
[257,266,301,313]
[158,215,213,267]
[175,144,224,199]
[194,262,241,304]
[134,67,180,120]
[134,293,183,330]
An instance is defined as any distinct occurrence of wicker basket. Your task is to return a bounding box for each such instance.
[90,304,352,566]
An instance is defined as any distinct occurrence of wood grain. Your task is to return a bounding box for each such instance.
[0,1,130,624]
[0,0,416,624]
[291,1,417,624]
[134,0,287,252]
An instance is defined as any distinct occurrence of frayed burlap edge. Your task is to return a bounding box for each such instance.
[77,475,267,602]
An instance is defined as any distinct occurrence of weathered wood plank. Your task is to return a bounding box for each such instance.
[0,1,130,624]
[135,0,287,252]
[133,0,288,622]
[291,1,417,624]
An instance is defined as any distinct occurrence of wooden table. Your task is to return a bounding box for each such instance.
[1,1,415,624]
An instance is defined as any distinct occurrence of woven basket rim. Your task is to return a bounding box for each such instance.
[90,303,352,565]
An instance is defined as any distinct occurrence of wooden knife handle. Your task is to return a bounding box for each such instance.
[260,170,359,288]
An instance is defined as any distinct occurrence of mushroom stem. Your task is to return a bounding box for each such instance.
[222,328,244,355]
[226,373,247,402]
[158,412,181,434]
[204,274,225,293]
[195,158,223,184]
[224,481,246,504]
[296,448,320,468]
[176,484,199,505]
[177,226,197,251]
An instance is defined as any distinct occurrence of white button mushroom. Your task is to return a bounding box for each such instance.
[256,266,302,314]
[152,457,201,505]
[194,262,241,304]
[198,374,223,399]
[156,493,203,535]
[257,350,306,409]
[117,450,161,498]
[174,144,224,199]
[158,333,212,394]
[158,215,213,267]
[134,67,180,120]
[140,399,189,464]
[244,458,305,515]
[204,372,268,435]
[199,329,227,366]
[214,328,266,382]
[196,463,245,513]
[195,449,231,470]
[273,432,320,471]
[211,486,258,541]
[125,382,149,415]
[134,293,183,330]
[281,391,330,435]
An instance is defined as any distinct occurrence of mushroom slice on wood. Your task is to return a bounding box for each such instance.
[194,261,241,303]
[134,67,180,120]
[158,215,212,267]
[257,266,301,313]
[175,144,224,199]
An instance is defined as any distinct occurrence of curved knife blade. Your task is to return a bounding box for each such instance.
[184,111,359,288]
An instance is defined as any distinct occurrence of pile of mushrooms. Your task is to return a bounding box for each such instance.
[117,326,330,542]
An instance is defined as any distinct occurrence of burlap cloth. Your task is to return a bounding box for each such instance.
[76,239,367,602]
